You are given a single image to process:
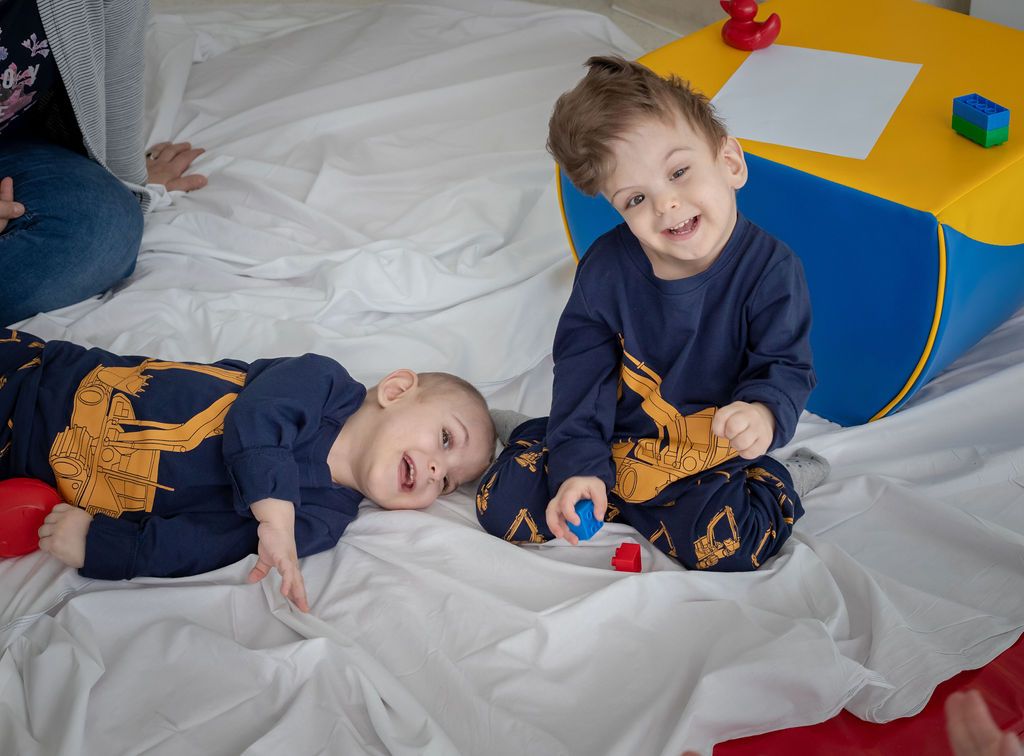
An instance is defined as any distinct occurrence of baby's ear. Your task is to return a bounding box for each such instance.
[377,369,418,406]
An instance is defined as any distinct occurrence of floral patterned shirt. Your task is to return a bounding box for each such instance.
[0,0,60,138]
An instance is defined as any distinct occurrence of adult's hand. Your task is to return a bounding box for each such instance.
[0,177,25,233]
[145,141,208,192]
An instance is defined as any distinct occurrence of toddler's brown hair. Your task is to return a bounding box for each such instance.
[547,55,727,196]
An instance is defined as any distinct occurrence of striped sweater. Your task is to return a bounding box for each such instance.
[36,0,156,209]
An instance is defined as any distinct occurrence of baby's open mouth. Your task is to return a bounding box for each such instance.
[401,454,416,491]
[666,216,699,236]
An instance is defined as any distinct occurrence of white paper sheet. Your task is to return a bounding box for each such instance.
[711,45,922,160]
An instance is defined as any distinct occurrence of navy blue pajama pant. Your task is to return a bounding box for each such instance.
[0,328,45,475]
[475,417,804,571]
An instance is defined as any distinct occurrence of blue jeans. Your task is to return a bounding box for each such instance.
[0,140,143,326]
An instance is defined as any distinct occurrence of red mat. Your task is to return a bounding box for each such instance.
[716,633,1024,755]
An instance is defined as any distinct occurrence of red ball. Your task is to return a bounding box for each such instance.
[0,478,62,558]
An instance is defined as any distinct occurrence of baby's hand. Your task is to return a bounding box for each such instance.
[249,498,309,613]
[712,401,776,459]
[37,503,91,568]
[547,476,607,545]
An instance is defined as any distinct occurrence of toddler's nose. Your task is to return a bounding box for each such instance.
[655,191,680,215]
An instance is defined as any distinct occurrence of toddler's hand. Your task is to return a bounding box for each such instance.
[37,503,91,568]
[249,498,309,613]
[547,476,607,545]
[712,401,776,459]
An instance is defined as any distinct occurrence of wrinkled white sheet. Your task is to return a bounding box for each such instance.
[2,2,1023,754]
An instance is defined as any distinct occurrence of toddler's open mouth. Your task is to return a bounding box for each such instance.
[401,453,416,491]
[665,215,699,237]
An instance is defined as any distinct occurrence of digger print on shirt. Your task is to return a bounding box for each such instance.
[48,360,246,517]
[610,345,738,504]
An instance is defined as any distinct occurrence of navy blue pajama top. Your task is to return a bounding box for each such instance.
[7,340,366,579]
[546,213,816,504]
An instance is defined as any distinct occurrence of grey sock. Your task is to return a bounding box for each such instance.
[775,447,830,498]
[490,409,532,446]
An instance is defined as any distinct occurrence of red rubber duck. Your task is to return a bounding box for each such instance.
[721,0,781,51]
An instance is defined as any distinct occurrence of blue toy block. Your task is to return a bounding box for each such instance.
[567,499,603,541]
[952,93,1010,132]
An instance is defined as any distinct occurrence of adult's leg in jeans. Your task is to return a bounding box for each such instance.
[0,140,144,326]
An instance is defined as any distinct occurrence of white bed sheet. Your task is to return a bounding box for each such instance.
[2,2,1023,754]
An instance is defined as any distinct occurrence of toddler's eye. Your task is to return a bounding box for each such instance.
[625,193,644,209]
[442,428,451,449]
[671,168,687,180]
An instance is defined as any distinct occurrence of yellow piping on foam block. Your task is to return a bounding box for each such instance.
[870,224,948,421]
[555,165,581,263]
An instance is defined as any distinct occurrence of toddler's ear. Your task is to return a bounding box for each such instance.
[721,136,748,190]
[377,368,418,406]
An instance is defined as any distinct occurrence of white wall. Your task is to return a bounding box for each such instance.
[921,0,970,12]
[614,0,971,37]
[969,0,1024,29]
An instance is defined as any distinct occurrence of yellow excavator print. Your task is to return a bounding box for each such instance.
[514,449,544,474]
[476,471,496,515]
[0,419,11,460]
[745,466,795,525]
[48,360,246,518]
[611,346,737,503]
[750,525,776,568]
[504,507,545,544]
[648,520,678,558]
[693,505,741,569]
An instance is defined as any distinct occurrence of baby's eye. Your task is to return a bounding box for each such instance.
[671,167,687,180]
[625,193,644,209]
[441,428,452,449]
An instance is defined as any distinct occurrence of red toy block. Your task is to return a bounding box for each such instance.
[0,478,62,557]
[611,542,642,572]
